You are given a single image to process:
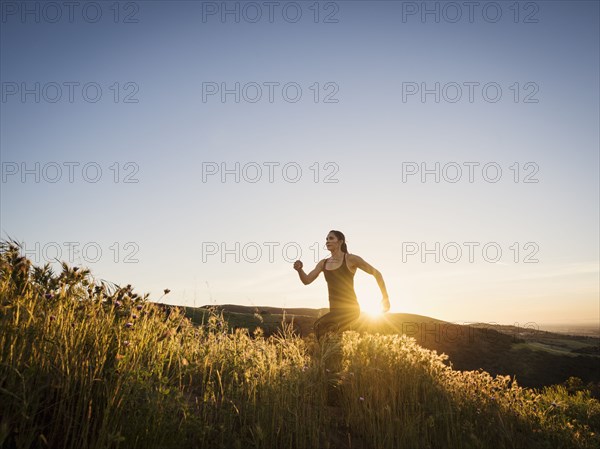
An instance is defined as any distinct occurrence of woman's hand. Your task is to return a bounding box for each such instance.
[381,296,390,313]
[293,260,303,271]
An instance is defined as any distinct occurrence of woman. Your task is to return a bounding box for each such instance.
[293,230,390,338]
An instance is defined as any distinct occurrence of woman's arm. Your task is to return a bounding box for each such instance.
[349,254,390,312]
[293,259,325,285]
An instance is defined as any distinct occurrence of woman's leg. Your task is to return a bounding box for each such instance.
[313,312,340,339]
[314,308,360,339]
[335,308,361,333]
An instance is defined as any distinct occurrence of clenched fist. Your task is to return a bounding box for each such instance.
[293,260,303,271]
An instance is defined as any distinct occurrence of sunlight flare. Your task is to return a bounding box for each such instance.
[361,300,384,319]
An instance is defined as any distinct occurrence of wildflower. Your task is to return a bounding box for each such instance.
[302,365,308,372]
[136,304,143,311]
[132,314,138,319]
[114,300,122,308]
[44,293,53,300]
[125,322,133,328]
[50,315,56,321]
[123,340,130,347]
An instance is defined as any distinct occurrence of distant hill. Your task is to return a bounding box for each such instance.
[200,304,327,317]
[176,304,600,395]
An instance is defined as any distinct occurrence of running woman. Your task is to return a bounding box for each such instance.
[293,230,390,338]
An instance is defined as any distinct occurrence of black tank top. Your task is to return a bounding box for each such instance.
[323,253,359,310]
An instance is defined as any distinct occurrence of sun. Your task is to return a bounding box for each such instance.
[356,285,387,319]
[361,300,384,319]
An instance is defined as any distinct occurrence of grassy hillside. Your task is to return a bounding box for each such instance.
[184,304,600,394]
[1,240,599,449]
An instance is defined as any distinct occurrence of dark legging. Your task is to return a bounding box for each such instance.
[313,307,360,339]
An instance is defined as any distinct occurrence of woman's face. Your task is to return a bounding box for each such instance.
[326,232,342,252]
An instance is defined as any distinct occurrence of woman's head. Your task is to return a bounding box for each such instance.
[327,230,348,253]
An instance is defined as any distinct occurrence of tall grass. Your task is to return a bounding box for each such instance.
[1,240,598,449]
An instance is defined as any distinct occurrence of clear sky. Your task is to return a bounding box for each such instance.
[1,0,598,327]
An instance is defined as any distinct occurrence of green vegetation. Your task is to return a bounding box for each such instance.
[1,240,599,448]
[512,342,581,357]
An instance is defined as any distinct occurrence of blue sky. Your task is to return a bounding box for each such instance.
[1,0,598,326]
